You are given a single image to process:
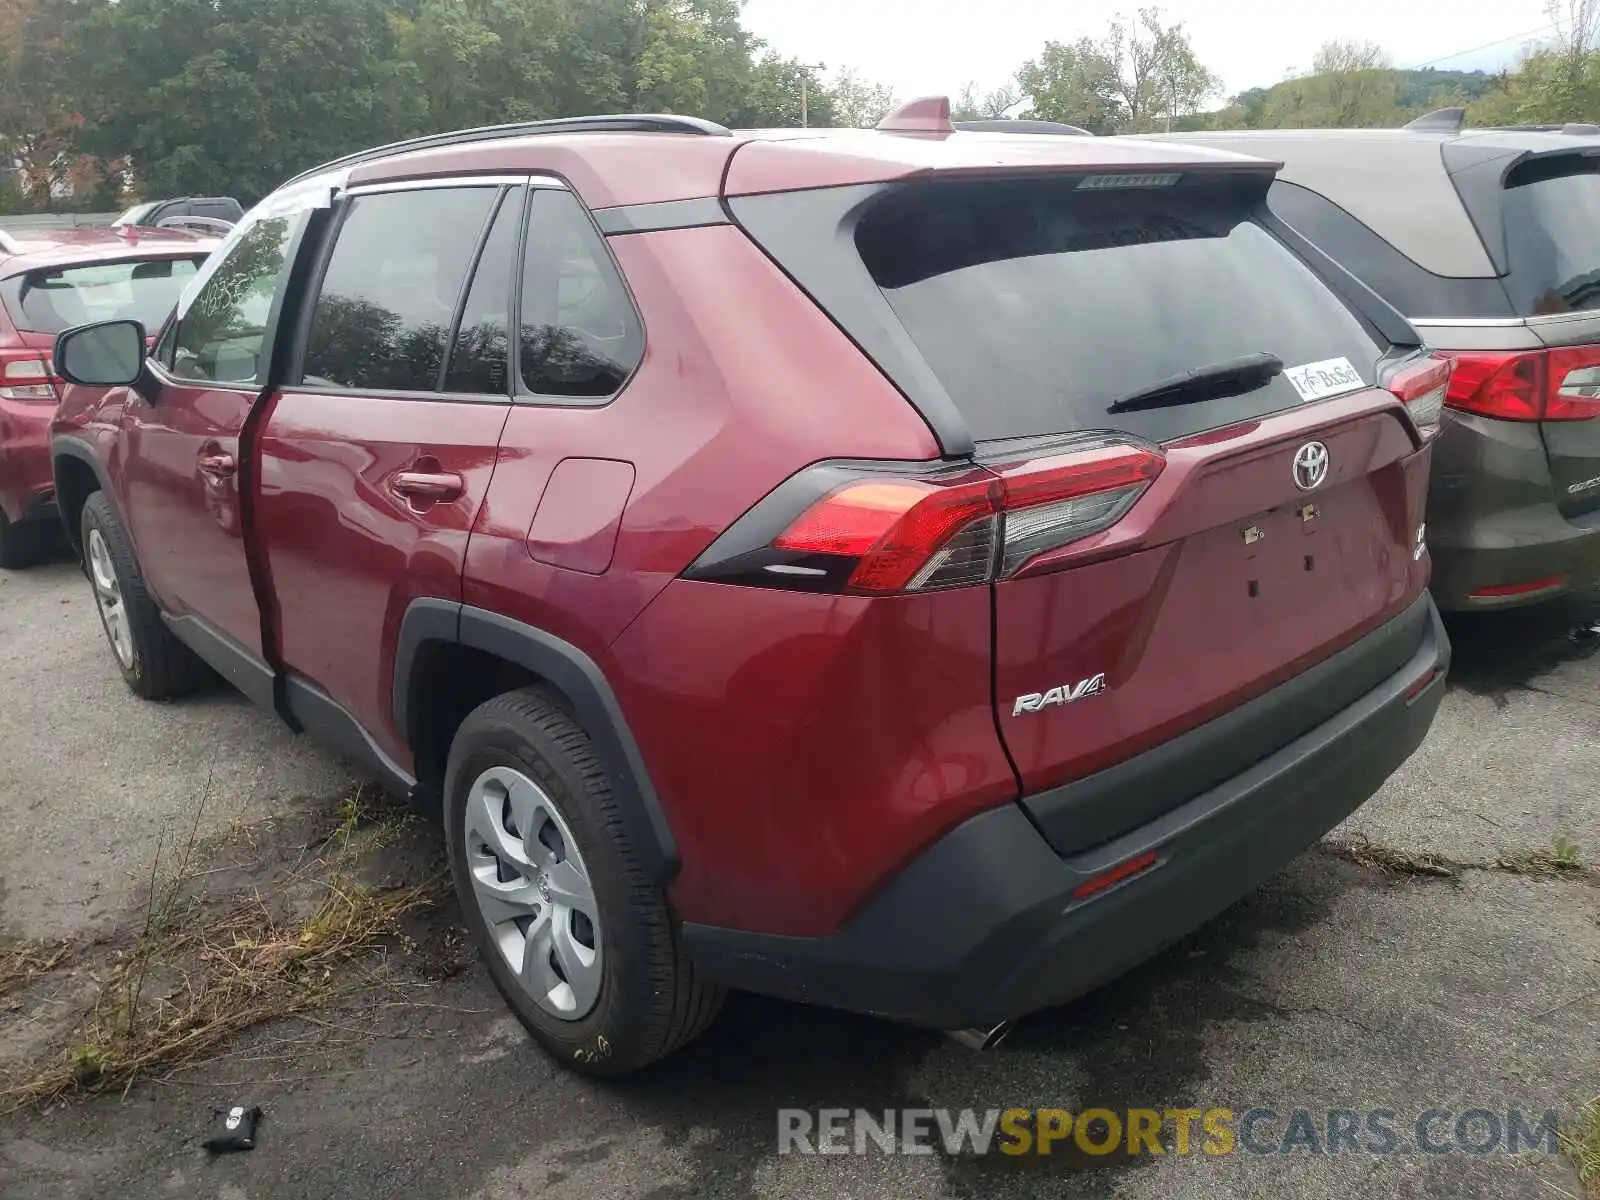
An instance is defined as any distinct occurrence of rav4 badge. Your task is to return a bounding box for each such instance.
[1013,673,1108,717]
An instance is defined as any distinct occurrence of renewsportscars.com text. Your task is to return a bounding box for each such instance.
[777,1107,1561,1158]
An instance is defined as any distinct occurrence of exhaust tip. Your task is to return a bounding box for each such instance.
[945,1021,1014,1052]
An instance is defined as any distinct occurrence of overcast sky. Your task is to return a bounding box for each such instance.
[742,0,1555,103]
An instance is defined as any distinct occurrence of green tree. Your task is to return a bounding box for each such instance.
[1259,39,1400,128]
[1015,9,1218,134]
[0,0,99,210]
[1103,7,1219,132]
[951,80,1021,122]
[828,68,898,127]
[1016,38,1123,132]
[71,0,423,203]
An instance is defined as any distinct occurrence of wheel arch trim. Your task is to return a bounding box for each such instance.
[50,435,120,549]
[395,600,680,882]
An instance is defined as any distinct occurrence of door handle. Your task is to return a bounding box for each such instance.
[389,470,465,503]
[198,452,236,481]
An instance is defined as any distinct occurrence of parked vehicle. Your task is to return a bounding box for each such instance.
[1151,111,1600,608]
[0,226,216,567]
[112,196,243,231]
[50,98,1449,1074]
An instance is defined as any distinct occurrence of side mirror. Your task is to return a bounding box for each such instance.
[54,320,147,388]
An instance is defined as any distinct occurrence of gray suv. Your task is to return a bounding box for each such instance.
[1153,111,1600,609]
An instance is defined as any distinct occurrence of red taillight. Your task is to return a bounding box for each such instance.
[1444,346,1600,422]
[0,352,59,402]
[1546,346,1600,420]
[1383,353,1452,438]
[992,445,1163,578]
[773,478,1000,592]
[705,442,1166,595]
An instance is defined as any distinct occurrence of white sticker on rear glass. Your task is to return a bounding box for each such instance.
[1285,357,1365,402]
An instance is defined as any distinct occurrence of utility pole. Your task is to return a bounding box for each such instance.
[799,62,827,127]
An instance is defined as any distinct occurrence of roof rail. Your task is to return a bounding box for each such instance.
[1403,107,1466,133]
[954,119,1093,136]
[1486,121,1600,135]
[285,113,733,187]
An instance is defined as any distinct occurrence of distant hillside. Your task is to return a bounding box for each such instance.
[1179,67,1500,131]
[1394,67,1500,108]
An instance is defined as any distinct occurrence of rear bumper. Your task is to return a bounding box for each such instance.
[683,596,1450,1028]
[1428,501,1600,610]
[1427,411,1600,609]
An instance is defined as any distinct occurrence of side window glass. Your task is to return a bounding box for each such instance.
[519,189,643,398]
[301,187,499,392]
[169,215,301,384]
[443,191,518,394]
[154,315,177,368]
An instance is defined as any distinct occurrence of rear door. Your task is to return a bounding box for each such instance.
[255,178,519,766]
[850,172,1431,818]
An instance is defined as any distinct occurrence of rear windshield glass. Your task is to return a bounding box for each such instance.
[857,176,1387,443]
[1,257,203,334]
[1502,155,1600,316]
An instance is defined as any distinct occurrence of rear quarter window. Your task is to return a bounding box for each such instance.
[857,175,1390,443]
[1501,154,1600,316]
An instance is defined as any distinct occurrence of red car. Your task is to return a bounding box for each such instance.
[0,226,216,566]
[49,100,1449,1073]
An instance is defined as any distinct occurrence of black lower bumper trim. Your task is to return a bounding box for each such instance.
[683,596,1450,1028]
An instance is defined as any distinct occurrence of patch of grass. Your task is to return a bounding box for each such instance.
[1324,838,1460,878]
[1560,1095,1600,1198]
[1495,835,1585,877]
[0,939,73,1000]
[0,783,444,1114]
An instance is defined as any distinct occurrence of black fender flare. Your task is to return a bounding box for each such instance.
[50,434,123,545]
[394,600,680,883]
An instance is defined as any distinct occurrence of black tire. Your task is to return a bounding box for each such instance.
[79,492,211,700]
[0,510,45,569]
[445,689,723,1075]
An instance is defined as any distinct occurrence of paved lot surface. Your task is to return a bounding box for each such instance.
[2,557,1597,1199]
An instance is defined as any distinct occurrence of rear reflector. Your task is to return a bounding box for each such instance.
[0,355,57,402]
[1468,574,1565,599]
[685,440,1165,595]
[1403,668,1444,705]
[1383,353,1451,438]
[1444,346,1600,422]
[1071,851,1161,900]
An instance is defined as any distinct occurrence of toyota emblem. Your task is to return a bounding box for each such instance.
[1292,441,1330,491]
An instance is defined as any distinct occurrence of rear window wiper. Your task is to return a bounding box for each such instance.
[1106,352,1283,414]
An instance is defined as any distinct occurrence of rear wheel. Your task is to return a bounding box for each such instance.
[445,689,723,1074]
[80,492,210,699]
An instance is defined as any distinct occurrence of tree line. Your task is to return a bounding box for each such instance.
[4,0,1600,215]
[0,0,900,211]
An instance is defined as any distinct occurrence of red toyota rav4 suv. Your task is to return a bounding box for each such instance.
[0,226,214,566]
[50,100,1450,1073]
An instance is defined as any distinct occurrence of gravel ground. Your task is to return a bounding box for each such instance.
[1,558,1596,1200]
